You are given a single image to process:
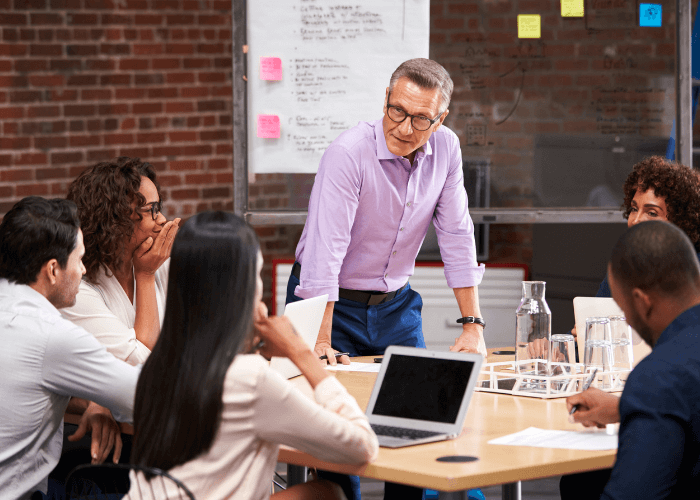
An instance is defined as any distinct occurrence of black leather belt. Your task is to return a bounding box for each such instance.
[292,262,408,306]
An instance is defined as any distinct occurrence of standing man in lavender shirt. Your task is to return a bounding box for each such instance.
[286,58,485,499]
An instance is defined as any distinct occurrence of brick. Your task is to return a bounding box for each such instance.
[575,75,610,86]
[171,188,199,200]
[554,60,588,71]
[0,14,28,25]
[17,183,49,197]
[0,167,32,181]
[69,13,98,25]
[0,43,28,56]
[64,104,96,117]
[120,117,136,130]
[68,135,100,147]
[21,121,66,135]
[87,149,116,162]
[169,131,197,142]
[10,90,41,103]
[50,59,81,71]
[198,71,225,83]
[185,172,213,184]
[135,14,163,25]
[101,13,131,25]
[0,60,13,71]
[3,122,17,135]
[168,160,197,171]
[132,102,163,114]
[0,75,28,87]
[200,129,229,141]
[104,133,134,145]
[116,88,147,99]
[195,43,223,54]
[119,58,150,70]
[66,44,99,56]
[36,167,68,180]
[182,144,212,156]
[134,74,164,85]
[35,136,68,149]
[447,3,479,14]
[167,44,195,55]
[183,58,210,69]
[14,153,47,166]
[0,106,24,119]
[100,43,130,55]
[147,87,178,99]
[180,86,208,98]
[133,44,163,55]
[167,14,195,25]
[100,74,131,85]
[203,186,229,198]
[98,103,128,115]
[198,15,228,25]
[215,171,233,183]
[86,0,116,7]
[85,59,115,71]
[166,72,195,84]
[152,58,180,70]
[32,13,63,25]
[81,89,112,100]
[29,75,65,87]
[137,132,166,143]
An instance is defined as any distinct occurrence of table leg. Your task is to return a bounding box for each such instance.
[287,464,308,487]
[502,481,522,500]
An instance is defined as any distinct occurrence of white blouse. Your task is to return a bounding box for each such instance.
[127,354,378,500]
[60,260,169,366]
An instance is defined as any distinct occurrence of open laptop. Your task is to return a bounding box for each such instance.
[269,294,328,379]
[573,297,652,367]
[365,346,483,448]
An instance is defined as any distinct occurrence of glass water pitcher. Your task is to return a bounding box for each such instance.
[515,281,552,376]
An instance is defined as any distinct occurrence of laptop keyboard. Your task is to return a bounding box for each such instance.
[371,424,443,440]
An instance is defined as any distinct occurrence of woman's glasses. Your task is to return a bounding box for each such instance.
[142,201,162,221]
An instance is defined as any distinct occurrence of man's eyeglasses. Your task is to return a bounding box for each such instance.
[141,201,162,221]
[385,91,444,132]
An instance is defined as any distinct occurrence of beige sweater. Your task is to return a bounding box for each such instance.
[127,354,378,500]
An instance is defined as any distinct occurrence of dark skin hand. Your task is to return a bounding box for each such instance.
[566,387,621,428]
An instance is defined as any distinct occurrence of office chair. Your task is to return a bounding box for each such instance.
[65,463,195,500]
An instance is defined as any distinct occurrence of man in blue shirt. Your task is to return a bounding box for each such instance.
[565,220,700,499]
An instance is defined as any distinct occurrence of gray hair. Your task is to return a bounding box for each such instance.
[388,58,454,114]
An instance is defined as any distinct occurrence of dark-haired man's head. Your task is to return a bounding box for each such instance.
[608,220,700,347]
[0,196,86,308]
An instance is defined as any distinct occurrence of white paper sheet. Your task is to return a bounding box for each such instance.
[325,362,381,373]
[488,426,618,451]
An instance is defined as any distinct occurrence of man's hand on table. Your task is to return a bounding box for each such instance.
[68,401,122,464]
[567,388,620,428]
[314,340,350,366]
[449,324,487,357]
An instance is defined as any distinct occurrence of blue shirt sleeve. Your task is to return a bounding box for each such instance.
[596,276,611,298]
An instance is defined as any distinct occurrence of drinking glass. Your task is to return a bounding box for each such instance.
[550,334,576,392]
[583,317,613,389]
[608,315,633,389]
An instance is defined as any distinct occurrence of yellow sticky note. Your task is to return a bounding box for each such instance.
[517,14,541,38]
[561,0,584,17]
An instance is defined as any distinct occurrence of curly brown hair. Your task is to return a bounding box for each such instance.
[623,156,700,249]
[67,157,162,283]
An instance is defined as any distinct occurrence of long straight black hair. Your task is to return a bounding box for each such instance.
[131,211,260,470]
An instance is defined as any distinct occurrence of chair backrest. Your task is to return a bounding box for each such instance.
[65,463,195,500]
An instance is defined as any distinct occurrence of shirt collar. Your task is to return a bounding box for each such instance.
[0,278,61,317]
[373,118,433,161]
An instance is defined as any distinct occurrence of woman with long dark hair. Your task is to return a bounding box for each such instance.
[62,157,180,365]
[129,211,377,499]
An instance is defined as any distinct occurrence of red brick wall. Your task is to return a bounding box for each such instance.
[0,0,233,217]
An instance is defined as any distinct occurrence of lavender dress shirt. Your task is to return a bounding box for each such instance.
[295,119,484,302]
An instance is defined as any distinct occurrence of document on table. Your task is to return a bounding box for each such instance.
[325,362,381,373]
[489,426,618,451]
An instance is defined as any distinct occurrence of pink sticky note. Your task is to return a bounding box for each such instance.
[257,114,280,139]
[260,57,282,80]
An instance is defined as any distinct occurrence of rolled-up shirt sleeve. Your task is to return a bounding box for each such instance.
[433,136,485,289]
[295,144,362,302]
[254,369,378,464]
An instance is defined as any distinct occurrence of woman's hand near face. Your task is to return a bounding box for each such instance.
[133,218,181,276]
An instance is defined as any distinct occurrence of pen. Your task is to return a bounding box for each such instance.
[319,352,350,361]
[569,368,599,415]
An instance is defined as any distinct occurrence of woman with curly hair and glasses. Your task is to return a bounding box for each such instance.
[594,156,700,297]
[61,157,180,365]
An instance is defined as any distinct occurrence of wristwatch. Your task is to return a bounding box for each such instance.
[456,316,486,328]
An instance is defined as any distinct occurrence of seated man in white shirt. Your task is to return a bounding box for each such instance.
[0,196,140,500]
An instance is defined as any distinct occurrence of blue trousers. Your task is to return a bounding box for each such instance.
[286,269,425,500]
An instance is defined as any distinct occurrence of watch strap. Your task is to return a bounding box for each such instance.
[456,316,486,328]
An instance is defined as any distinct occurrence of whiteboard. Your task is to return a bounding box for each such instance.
[247,0,429,174]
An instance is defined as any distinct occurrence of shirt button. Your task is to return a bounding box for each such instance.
[393,251,397,255]
[407,202,411,207]
[400,227,404,231]
[385,273,388,278]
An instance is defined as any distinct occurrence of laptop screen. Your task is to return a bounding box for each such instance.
[371,354,475,424]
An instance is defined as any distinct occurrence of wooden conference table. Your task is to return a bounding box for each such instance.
[280,352,617,500]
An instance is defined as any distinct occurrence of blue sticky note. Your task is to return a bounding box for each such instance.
[639,3,662,27]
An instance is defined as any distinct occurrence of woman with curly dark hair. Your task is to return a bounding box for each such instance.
[61,157,180,365]
[595,156,700,297]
